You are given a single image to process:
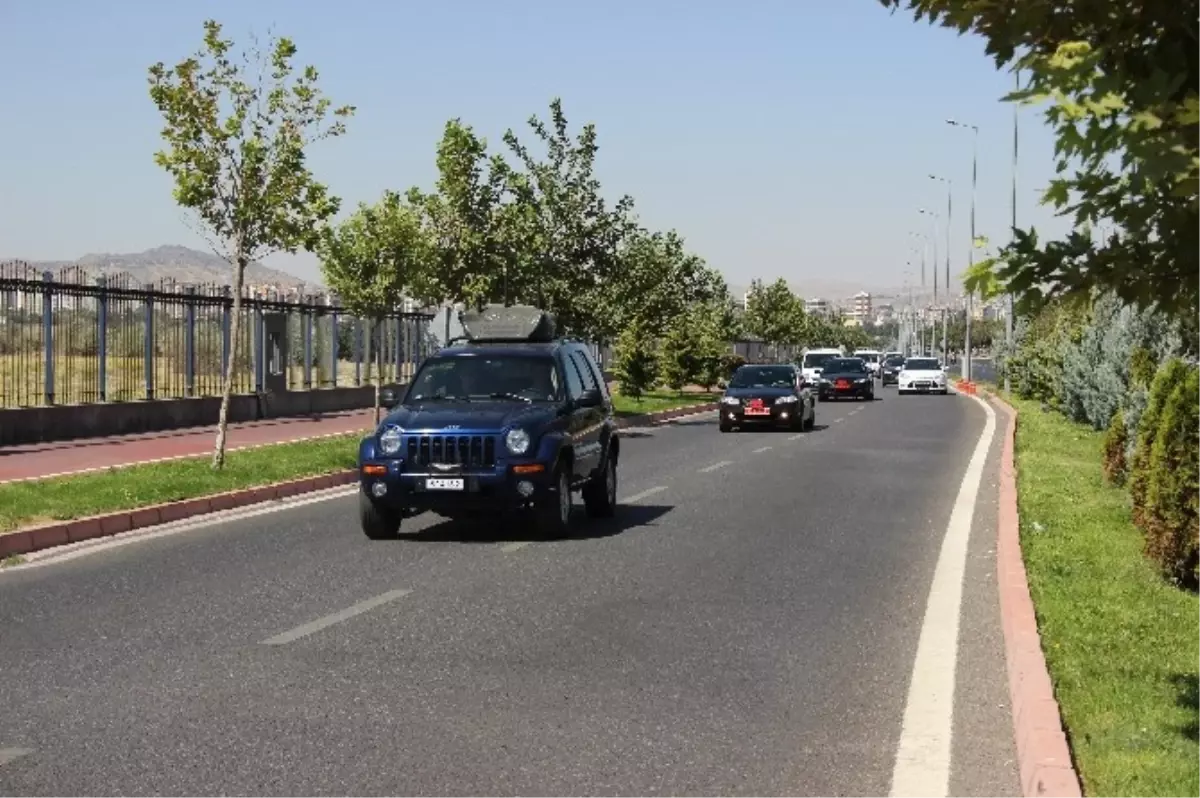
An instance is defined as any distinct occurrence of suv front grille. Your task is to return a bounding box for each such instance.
[405,434,496,468]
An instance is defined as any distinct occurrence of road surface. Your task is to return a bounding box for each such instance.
[0,388,1019,796]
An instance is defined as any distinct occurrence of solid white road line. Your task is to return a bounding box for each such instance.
[261,589,413,646]
[752,446,773,454]
[889,391,998,797]
[0,748,33,768]
[698,460,733,473]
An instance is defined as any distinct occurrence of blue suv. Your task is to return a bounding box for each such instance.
[356,306,619,539]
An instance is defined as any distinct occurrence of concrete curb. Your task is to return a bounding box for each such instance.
[0,402,717,561]
[990,394,1084,798]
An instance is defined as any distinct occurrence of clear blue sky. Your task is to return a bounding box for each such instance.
[0,0,1068,297]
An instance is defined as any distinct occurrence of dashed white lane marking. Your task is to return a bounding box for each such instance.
[752,446,773,454]
[698,460,733,473]
[0,748,33,768]
[889,392,998,797]
[261,589,412,646]
[500,541,531,553]
[788,433,805,441]
[624,485,668,504]
[833,417,844,423]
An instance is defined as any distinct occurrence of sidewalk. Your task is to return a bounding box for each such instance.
[0,410,377,484]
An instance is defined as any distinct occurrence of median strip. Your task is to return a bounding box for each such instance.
[0,400,718,561]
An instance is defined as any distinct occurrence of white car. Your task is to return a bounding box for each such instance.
[799,347,843,384]
[853,349,882,377]
[897,357,948,395]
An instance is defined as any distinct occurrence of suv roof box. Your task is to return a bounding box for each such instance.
[458,304,557,343]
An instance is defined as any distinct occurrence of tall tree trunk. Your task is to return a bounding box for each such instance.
[212,256,246,470]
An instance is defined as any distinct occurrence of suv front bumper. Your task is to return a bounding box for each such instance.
[358,460,557,513]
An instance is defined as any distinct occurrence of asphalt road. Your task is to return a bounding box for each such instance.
[0,386,1019,796]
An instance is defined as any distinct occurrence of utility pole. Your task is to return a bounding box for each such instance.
[1005,69,1019,393]
[947,118,979,381]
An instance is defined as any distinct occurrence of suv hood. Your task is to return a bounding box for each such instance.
[382,401,554,432]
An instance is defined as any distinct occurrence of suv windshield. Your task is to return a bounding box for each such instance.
[729,366,795,389]
[802,352,838,369]
[824,358,867,373]
[407,354,563,402]
[855,352,880,363]
[905,358,940,371]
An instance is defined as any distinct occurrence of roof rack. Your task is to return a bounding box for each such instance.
[458,304,557,343]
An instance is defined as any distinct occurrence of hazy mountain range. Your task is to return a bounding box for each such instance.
[3,245,315,289]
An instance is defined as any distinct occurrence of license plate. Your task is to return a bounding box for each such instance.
[425,478,464,490]
[746,407,771,416]
[836,380,850,389]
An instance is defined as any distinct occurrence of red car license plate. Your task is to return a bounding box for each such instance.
[836,379,850,389]
[746,407,771,416]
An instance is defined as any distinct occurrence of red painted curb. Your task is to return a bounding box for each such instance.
[0,403,717,561]
[991,395,1084,798]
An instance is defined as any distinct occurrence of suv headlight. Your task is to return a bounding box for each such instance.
[379,425,403,455]
[720,396,741,406]
[505,428,531,455]
[775,395,798,404]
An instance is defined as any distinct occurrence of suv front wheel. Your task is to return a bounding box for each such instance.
[535,465,574,537]
[583,452,617,518]
[359,490,402,540]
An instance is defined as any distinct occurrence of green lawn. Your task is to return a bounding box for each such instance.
[0,434,362,534]
[611,389,718,417]
[1010,395,1199,797]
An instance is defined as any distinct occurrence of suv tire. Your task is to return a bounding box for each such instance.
[583,452,617,518]
[359,490,402,540]
[535,465,573,537]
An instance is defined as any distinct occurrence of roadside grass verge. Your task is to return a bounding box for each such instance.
[1010,395,1199,797]
[0,433,362,533]
[611,389,718,417]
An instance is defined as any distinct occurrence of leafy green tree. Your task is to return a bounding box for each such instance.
[744,278,805,360]
[658,315,704,394]
[885,0,1199,320]
[319,192,434,423]
[501,99,636,338]
[613,318,659,402]
[148,21,354,469]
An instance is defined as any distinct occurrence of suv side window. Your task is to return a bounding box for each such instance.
[561,352,585,400]
[573,348,609,400]
[570,351,598,394]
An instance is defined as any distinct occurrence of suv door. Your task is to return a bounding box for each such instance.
[565,347,605,481]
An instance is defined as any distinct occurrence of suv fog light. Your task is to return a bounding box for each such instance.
[371,482,388,498]
[517,480,535,497]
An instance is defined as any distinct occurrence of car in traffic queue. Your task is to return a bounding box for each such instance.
[719,363,816,433]
[853,349,882,378]
[815,356,877,401]
[896,356,949,395]
[799,347,844,385]
[879,354,906,386]
[356,305,619,540]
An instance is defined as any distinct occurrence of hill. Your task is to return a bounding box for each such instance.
[4,245,315,289]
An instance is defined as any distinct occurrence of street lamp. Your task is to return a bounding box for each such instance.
[1005,69,1020,394]
[946,118,979,381]
[929,174,952,367]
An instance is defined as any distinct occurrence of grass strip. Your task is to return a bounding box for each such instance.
[611,390,718,417]
[0,432,364,533]
[1010,395,1199,797]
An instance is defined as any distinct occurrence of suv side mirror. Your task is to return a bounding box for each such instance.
[380,387,400,408]
[576,388,603,408]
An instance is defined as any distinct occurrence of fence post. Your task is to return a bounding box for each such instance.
[184,286,196,397]
[41,271,55,405]
[96,275,108,402]
[143,283,155,399]
[221,285,232,380]
[354,317,363,387]
[329,308,339,388]
[303,307,313,390]
[253,294,264,393]
[393,316,402,383]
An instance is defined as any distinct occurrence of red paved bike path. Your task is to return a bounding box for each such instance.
[0,410,377,484]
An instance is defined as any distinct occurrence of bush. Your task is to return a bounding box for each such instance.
[1139,367,1199,588]
[1130,358,1192,529]
[658,318,700,394]
[613,320,658,401]
[1102,409,1128,485]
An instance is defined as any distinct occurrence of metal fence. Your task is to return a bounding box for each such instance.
[0,261,438,409]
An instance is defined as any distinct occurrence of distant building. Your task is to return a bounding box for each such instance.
[848,291,872,323]
[805,297,831,316]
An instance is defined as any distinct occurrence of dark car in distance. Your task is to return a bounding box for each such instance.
[816,357,876,401]
[356,306,619,540]
[880,354,906,386]
[719,363,816,433]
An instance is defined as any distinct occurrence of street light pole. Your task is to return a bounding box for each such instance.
[1005,69,1019,394]
[929,174,952,364]
[947,118,979,381]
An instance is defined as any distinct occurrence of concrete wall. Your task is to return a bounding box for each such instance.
[0,384,408,447]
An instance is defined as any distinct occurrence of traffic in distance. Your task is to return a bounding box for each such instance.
[355,307,951,541]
